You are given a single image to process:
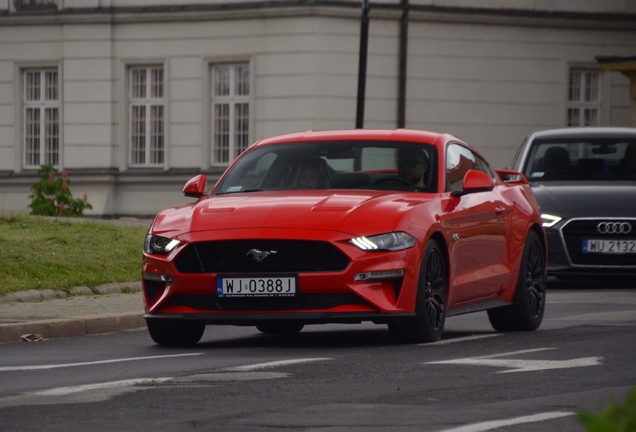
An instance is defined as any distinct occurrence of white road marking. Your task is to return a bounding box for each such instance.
[425,348,603,373]
[476,348,553,358]
[420,334,501,346]
[436,411,575,432]
[224,357,332,371]
[0,353,204,372]
[30,378,174,396]
[24,371,296,399]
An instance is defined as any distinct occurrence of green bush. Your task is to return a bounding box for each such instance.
[578,387,636,432]
[28,165,93,217]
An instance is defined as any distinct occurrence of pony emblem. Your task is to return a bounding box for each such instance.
[246,249,277,262]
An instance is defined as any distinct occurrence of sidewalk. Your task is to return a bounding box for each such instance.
[0,283,146,344]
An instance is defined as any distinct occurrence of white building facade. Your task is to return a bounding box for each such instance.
[1,0,635,217]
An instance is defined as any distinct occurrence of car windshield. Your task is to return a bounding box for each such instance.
[524,138,636,181]
[214,140,438,195]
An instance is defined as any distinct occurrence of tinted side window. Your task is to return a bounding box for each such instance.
[448,144,493,191]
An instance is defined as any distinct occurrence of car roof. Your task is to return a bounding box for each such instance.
[253,129,460,146]
[529,127,636,140]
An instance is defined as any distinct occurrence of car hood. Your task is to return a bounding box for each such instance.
[531,182,636,219]
[151,190,435,237]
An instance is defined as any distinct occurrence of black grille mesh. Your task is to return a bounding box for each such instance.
[174,240,350,274]
[562,220,636,266]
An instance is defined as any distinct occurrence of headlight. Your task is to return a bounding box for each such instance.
[350,232,416,251]
[541,214,562,228]
[144,235,181,254]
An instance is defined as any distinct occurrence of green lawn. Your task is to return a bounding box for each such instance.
[0,215,149,296]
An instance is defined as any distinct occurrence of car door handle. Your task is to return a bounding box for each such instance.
[495,206,506,216]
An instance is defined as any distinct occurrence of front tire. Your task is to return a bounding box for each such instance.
[389,239,448,343]
[488,230,546,332]
[147,319,205,346]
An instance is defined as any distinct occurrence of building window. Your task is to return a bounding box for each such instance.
[23,69,59,169]
[567,68,600,127]
[211,63,249,165]
[14,0,57,10]
[129,66,164,167]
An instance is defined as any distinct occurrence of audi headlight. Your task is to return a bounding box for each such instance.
[350,232,416,251]
[144,235,181,254]
[541,214,562,228]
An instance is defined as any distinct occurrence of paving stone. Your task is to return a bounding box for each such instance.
[121,281,142,292]
[40,289,58,300]
[95,283,122,294]
[13,290,42,302]
[71,286,94,296]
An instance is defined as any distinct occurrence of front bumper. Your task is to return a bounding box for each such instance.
[142,229,423,318]
[545,219,636,279]
[143,311,416,326]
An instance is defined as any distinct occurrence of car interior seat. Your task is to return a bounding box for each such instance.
[542,146,571,180]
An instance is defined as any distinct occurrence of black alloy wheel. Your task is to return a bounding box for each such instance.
[488,230,546,332]
[389,239,448,343]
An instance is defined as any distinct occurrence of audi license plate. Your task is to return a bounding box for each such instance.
[583,239,636,254]
[216,275,297,298]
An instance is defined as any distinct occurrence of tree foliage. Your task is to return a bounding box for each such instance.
[579,388,636,432]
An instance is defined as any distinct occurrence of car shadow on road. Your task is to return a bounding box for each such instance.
[182,327,500,350]
[547,277,636,290]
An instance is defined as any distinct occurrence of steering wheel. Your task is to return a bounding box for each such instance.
[372,176,414,187]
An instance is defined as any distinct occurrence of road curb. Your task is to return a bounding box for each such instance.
[0,282,142,304]
[0,312,146,344]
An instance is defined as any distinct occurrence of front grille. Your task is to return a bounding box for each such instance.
[562,219,636,266]
[174,240,350,274]
[164,293,367,311]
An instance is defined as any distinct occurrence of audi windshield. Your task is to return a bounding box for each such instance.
[522,139,636,182]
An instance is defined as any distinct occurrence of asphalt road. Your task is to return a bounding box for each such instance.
[0,286,635,432]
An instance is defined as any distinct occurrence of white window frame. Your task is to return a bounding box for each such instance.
[23,68,60,169]
[129,66,165,167]
[211,63,250,166]
[567,67,601,127]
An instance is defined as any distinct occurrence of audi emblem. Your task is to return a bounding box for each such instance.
[597,222,632,234]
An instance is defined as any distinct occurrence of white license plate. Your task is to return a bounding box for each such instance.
[216,276,297,298]
[582,239,636,254]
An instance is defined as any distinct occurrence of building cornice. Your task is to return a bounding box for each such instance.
[1,1,635,31]
[0,167,226,186]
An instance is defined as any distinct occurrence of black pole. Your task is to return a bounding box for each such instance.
[355,0,370,129]
[397,0,409,128]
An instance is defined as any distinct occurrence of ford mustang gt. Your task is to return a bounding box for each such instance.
[510,127,636,280]
[142,129,546,346]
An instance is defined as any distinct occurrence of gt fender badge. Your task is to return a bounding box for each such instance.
[247,249,278,262]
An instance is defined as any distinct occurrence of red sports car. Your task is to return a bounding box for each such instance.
[142,129,547,346]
